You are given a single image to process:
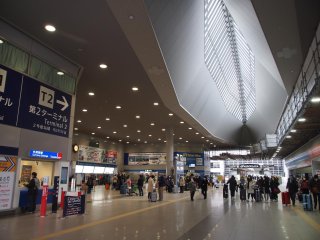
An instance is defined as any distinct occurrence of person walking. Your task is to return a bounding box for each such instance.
[158,174,166,201]
[227,175,238,199]
[201,176,209,199]
[188,175,196,201]
[286,175,299,206]
[264,176,271,201]
[24,172,40,213]
[309,175,320,210]
[147,175,155,201]
[246,176,255,201]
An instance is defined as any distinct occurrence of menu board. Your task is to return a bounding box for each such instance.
[63,195,85,217]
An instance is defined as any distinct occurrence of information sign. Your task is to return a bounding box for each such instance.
[29,150,62,159]
[0,65,23,126]
[18,76,72,137]
[63,195,85,217]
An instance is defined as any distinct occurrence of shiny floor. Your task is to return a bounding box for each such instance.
[1,186,319,240]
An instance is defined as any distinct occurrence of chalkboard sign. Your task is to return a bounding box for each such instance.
[63,195,85,217]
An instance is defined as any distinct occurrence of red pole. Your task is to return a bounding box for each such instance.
[40,185,48,217]
[60,188,65,209]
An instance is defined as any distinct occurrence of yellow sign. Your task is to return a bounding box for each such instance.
[0,156,17,172]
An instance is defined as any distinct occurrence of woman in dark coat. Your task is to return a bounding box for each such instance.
[227,175,238,198]
[201,176,209,199]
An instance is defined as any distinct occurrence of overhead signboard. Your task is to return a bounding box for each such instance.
[239,164,260,168]
[18,76,71,137]
[0,65,23,126]
[29,150,62,160]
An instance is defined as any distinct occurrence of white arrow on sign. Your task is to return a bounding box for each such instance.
[56,96,69,111]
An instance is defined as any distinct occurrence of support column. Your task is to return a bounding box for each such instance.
[166,129,175,181]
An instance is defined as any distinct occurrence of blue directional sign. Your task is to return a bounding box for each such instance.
[29,150,63,159]
[17,76,72,137]
[0,65,23,126]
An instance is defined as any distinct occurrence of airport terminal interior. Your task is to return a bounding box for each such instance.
[0,0,320,240]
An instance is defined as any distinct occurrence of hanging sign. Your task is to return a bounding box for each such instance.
[29,150,62,160]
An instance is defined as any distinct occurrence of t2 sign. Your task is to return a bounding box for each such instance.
[18,76,72,137]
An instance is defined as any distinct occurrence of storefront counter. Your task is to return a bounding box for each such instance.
[19,187,55,208]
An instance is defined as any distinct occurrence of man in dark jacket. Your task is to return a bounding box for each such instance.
[227,175,238,198]
[201,176,209,199]
[137,174,144,196]
[25,172,40,213]
[286,175,299,206]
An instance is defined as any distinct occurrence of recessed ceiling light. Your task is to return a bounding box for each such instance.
[188,127,192,130]
[123,124,127,127]
[126,136,130,138]
[113,131,117,134]
[153,102,159,106]
[168,113,173,116]
[286,135,292,139]
[45,24,56,32]
[290,129,297,133]
[74,133,79,136]
[137,139,141,141]
[128,15,135,20]
[195,132,199,135]
[158,138,161,141]
[148,134,152,137]
[137,130,141,133]
[132,87,139,91]
[210,143,213,145]
[179,137,182,140]
[164,140,167,143]
[311,97,320,103]
[0,39,4,44]
[206,140,209,142]
[57,71,64,75]
[97,126,101,129]
[144,141,148,143]
[116,106,121,109]
[119,140,122,142]
[91,132,95,135]
[135,115,140,119]
[298,118,306,122]
[106,136,110,139]
[186,140,189,143]
[150,123,155,126]
[162,129,166,131]
[82,109,88,112]
[74,128,78,131]
[201,137,205,139]
[99,64,108,69]
[88,92,95,96]
[106,118,110,121]
[104,140,107,143]
[180,121,184,124]
[77,120,82,123]
[126,142,130,144]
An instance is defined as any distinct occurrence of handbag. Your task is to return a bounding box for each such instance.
[273,187,280,194]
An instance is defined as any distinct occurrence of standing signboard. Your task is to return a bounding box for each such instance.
[63,194,85,217]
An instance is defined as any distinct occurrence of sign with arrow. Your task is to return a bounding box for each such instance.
[0,156,17,172]
[17,76,72,137]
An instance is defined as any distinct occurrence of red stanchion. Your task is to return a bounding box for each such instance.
[40,185,48,217]
[60,189,65,209]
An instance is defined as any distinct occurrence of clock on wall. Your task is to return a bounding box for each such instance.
[72,144,79,153]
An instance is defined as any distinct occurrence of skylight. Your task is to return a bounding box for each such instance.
[204,0,256,123]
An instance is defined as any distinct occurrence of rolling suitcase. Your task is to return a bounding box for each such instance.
[120,184,127,194]
[240,189,246,201]
[223,184,228,199]
[254,189,261,202]
[151,189,157,202]
[302,194,313,211]
[281,192,290,205]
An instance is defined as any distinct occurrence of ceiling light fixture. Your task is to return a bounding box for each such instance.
[168,113,173,116]
[132,87,139,91]
[113,131,117,134]
[201,136,205,139]
[148,134,152,137]
[186,140,189,143]
[57,71,64,76]
[195,132,199,135]
[123,124,127,127]
[298,118,306,122]
[0,39,4,44]
[153,102,159,106]
[188,127,192,130]
[290,129,297,133]
[164,140,167,143]
[82,109,87,112]
[115,106,122,109]
[158,138,161,141]
[150,123,155,126]
[180,121,184,124]
[311,97,320,103]
[99,64,108,69]
[88,92,95,96]
[126,142,130,144]
[119,140,122,142]
[286,135,292,139]
[74,128,78,131]
[179,137,182,140]
[77,120,82,123]
[44,24,56,32]
[105,118,110,121]
[97,126,101,129]
[137,139,141,141]
[162,129,166,131]
[137,130,141,133]
[106,136,110,139]
[91,132,95,135]
[126,136,130,138]
[135,115,140,119]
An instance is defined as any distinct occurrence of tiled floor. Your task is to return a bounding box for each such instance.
[0,186,319,240]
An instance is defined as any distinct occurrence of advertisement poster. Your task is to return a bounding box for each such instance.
[104,151,117,165]
[0,172,15,210]
[78,145,104,163]
[21,165,32,183]
[128,153,166,165]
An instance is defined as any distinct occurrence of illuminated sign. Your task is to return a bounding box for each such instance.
[29,150,62,160]
[239,164,260,168]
